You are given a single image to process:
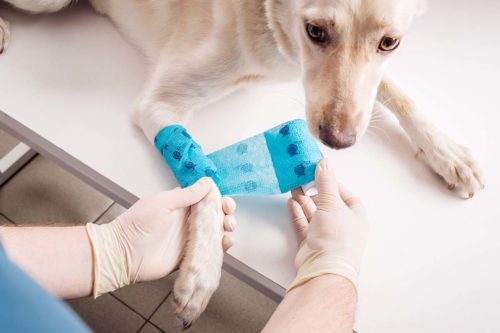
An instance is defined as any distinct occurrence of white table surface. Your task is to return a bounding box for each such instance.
[1,1,499,332]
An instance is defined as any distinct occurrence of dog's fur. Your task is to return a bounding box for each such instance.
[1,0,485,327]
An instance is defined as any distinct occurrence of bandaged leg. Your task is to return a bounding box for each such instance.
[154,119,323,196]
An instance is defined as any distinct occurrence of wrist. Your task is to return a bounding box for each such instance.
[289,250,359,294]
[86,221,130,297]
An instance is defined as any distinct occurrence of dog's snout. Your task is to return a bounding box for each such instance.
[319,125,357,149]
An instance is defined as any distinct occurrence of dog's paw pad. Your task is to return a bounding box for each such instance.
[0,18,10,54]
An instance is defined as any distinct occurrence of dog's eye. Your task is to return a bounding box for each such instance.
[378,36,400,52]
[306,23,327,43]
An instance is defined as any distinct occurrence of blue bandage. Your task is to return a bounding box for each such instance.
[154,119,323,196]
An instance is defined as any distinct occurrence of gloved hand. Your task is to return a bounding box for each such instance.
[287,159,369,293]
[86,178,236,297]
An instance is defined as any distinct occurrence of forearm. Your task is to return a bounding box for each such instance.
[263,275,356,333]
[0,225,93,299]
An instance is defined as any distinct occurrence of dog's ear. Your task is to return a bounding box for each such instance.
[416,0,428,16]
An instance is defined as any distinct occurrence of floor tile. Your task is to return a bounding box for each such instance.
[139,322,165,333]
[0,129,19,157]
[0,213,14,225]
[95,202,126,225]
[0,156,113,224]
[68,294,145,333]
[112,273,176,319]
[150,271,278,333]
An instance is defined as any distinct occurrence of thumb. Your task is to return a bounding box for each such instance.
[315,159,342,210]
[169,177,214,209]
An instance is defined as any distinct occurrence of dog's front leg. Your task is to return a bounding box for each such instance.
[377,77,485,198]
[134,51,241,328]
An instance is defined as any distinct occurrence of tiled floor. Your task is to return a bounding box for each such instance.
[0,129,277,333]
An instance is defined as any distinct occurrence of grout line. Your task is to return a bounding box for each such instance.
[147,290,172,321]
[143,320,167,333]
[141,291,172,333]
[91,201,116,224]
[110,293,150,321]
[136,291,172,333]
[110,292,169,333]
[0,212,17,225]
[136,321,148,333]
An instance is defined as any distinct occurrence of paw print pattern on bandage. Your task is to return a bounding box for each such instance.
[205,168,216,177]
[280,125,290,137]
[294,164,306,177]
[160,144,169,156]
[241,163,253,173]
[287,144,298,156]
[244,181,257,192]
[173,150,182,160]
[237,143,248,154]
[184,161,196,170]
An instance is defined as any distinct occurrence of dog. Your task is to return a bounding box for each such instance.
[0,0,485,328]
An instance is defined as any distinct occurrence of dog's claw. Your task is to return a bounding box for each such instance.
[468,192,474,199]
[181,318,192,331]
[448,184,455,191]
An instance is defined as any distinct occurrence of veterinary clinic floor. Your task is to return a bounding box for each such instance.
[0,129,278,333]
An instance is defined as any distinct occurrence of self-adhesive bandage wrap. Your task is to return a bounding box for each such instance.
[154,119,323,196]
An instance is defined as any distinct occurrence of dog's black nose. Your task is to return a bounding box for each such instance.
[319,126,357,149]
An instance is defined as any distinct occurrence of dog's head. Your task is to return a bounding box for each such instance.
[267,0,425,149]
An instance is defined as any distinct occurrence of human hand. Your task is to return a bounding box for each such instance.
[86,178,236,297]
[287,159,368,292]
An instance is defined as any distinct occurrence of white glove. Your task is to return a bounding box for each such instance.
[86,178,236,297]
[287,159,369,293]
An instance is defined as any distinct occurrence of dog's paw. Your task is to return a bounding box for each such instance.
[415,124,485,198]
[0,17,10,54]
[173,184,224,329]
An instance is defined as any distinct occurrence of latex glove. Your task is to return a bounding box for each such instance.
[86,178,236,297]
[287,159,368,293]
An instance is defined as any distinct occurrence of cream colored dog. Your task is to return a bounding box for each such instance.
[0,0,485,328]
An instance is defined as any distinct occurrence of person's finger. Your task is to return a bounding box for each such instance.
[287,198,309,243]
[222,235,234,252]
[315,159,343,210]
[222,197,236,215]
[223,215,237,232]
[338,183,365,213]
[168,178,214,209]
[291,188,317,221]
[310,194,319,204]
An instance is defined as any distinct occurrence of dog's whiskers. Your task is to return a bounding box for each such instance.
[368,124,390,141]
[273,92,306,108]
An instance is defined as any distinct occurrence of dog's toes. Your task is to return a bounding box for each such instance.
[0,18,10,54]
[419,138,485,198]
[174,272,217,329]
[173,251,222,328]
